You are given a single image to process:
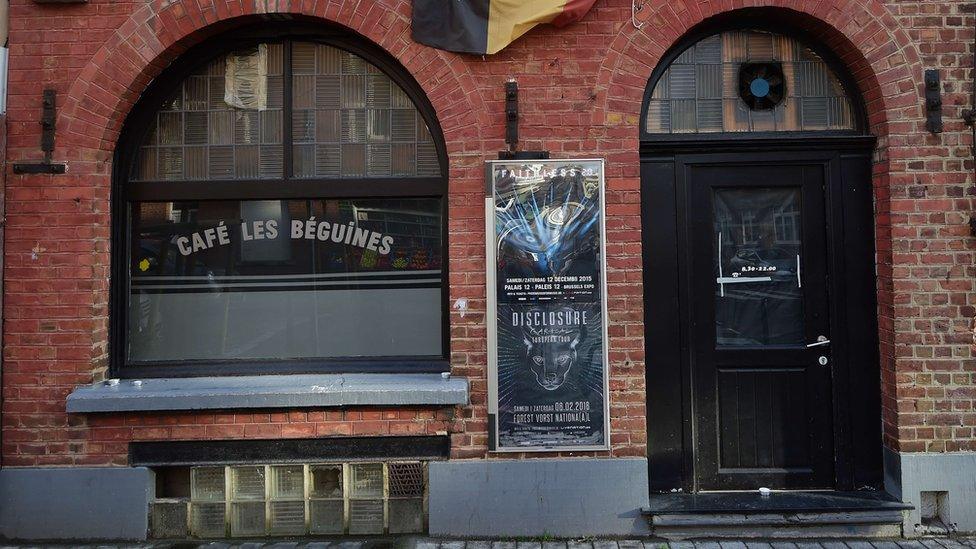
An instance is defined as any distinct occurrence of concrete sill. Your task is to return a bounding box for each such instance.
[66,373,469,413]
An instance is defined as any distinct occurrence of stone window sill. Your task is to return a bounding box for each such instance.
[65,373,468,413]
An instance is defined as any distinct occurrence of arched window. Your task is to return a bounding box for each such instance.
[116,35,448,376]
[644,30,857,134]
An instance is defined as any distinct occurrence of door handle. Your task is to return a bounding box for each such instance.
[806,336,830,348]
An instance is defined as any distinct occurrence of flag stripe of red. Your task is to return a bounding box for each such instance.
[550,0,598,27]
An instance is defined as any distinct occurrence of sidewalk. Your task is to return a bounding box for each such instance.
[4,538,976,549]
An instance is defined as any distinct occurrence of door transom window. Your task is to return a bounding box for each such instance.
[643,30,856,134]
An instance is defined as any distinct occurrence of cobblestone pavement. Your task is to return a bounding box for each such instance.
[3,537,976,549]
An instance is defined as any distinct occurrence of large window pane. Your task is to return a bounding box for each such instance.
[127,198,443,362]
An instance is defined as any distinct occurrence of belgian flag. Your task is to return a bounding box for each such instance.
[412,0,598,55]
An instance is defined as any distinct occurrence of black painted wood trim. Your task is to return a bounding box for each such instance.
[125,178,445,201]
[824,150,854,490]
[129,435,451,466]
[119,358,451,379]
[641,158,687,493]
[837,150,884,489]
[640,134,876,156]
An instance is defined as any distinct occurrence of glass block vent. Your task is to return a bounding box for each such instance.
[230,466,265,500]
[187,462,427,537]
[349,463,383,498]
[269,466,305,536]
[389,462,425,498]
[191,467,225,501]
[311,465,342,498]
[387,462,425,534]
[645,30,856,133]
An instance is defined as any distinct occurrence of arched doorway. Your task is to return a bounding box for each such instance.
[640,18,883,493]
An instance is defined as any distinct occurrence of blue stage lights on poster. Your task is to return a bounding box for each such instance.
[486,159,610,451]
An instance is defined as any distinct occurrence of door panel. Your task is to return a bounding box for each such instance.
[683,157,834,490]
[717,367,809,469]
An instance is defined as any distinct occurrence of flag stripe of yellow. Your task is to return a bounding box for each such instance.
[486,0,570,55]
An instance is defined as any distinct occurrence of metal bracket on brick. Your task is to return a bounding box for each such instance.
[497,78,549,161]
[12,88,67,175]
[924,69,943,134]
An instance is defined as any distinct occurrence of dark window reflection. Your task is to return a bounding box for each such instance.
[127,198,442,362]
[714,188,803,346]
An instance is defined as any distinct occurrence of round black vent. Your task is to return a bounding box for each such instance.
[738,62,785,110]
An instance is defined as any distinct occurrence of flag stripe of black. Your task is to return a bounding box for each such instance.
[411,0,491,55]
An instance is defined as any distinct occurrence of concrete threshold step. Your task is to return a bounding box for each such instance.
[643,491,913,515]
[647,520,905,540]
[643,491,911,540]
[647,511,905,540]
[650,509,906,527]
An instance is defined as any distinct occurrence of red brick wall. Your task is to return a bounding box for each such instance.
[1,0,973,466]
[0,111,5,468]
[884,1,976,452]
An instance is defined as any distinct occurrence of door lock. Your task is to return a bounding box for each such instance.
[818,356,828,366]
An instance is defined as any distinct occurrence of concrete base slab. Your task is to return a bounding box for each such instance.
[884,449,976,536]
[428,458,651,538]
[0,467,154,541]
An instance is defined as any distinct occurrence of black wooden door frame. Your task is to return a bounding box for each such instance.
[641,135,883,494]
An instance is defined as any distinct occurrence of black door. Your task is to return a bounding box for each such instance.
[681,154,835,490]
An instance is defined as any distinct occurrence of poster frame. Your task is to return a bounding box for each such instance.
[485,158,611,453]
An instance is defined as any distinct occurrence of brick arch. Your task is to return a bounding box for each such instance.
[597,0,925,452]
[58,0,487,168]
[596,1,923,139]
[40,0,488,461]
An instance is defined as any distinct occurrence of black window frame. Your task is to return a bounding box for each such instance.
[111,23,450,378]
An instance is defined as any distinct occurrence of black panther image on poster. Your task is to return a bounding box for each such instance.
[496,302,605,448]
[489,159,608,450]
